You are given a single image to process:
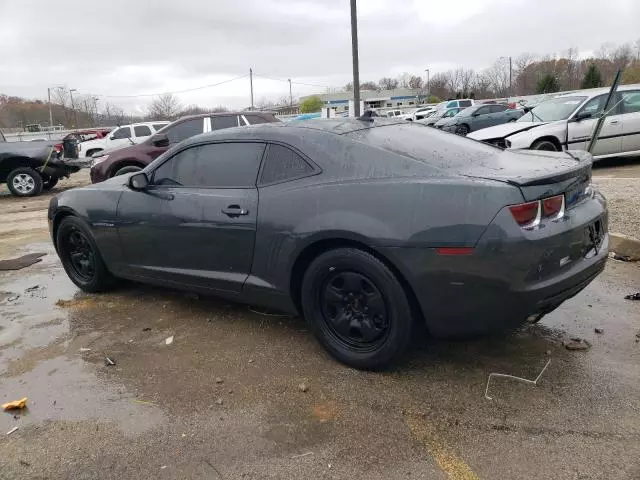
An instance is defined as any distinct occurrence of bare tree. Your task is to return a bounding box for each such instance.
[457,68,475,96]
[360,81,379,91]
[378,77,399,90]
[428,72,450,100]
[565,47,579,89]
[612,43,633,71]
[484,58,511,97]
[408,75,424,90]
[102,102,126,126]
[344,82,353,92]
[148,93,183,120]
[397,72,411,88]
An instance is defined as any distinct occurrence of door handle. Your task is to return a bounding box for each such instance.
[609,120,619,124]
[222,205,249,217]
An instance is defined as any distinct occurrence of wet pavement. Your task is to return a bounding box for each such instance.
[1,170,640,479]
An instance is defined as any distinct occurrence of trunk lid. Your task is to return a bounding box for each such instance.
[459,149,592,202]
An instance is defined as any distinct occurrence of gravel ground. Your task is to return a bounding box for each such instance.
[592,157,640,240]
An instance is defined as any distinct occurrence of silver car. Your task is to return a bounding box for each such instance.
[468,84,640,160]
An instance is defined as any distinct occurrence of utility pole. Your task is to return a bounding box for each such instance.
[69,88,77,127]
[47,88,53,127]
[350,0,361,117]
[425,69,430,102]
[288,78,293,106]
[509,56,513,97]
[249,68,254,110]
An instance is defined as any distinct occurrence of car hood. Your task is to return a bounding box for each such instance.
[467,121,555,140]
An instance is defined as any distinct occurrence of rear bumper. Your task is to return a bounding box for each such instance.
[378,192,608,337]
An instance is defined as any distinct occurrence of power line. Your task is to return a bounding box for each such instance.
[82,74,249,99]
[252,73,330,89]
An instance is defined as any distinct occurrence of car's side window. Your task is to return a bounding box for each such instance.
[490,105,507,113]
[476,107,490,115]
[134,125,152,137]
[152,142,265,188]
[579,94,622,118]
[259,144,314,185]
[244,114,271,125]
[165,118,203,144]
[621,91,640,114]
[112,127,132,139]
[211,116,239,130]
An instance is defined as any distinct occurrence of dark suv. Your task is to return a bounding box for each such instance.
[90,112,279,183]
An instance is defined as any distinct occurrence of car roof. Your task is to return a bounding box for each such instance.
[556,83,640,99]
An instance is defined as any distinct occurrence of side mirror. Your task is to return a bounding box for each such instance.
[573,112,592,122]
[109,135,116,140]
[151,133,170,147]
[129,172,149,190]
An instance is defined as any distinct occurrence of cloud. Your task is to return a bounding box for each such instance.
[1,0,638,112]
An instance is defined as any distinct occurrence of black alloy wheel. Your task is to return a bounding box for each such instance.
[56,216,115,292]
[301,248,414,370]
[531,139,559,151]
[320,271,390,350]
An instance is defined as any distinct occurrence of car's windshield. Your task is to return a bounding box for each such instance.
[517,96,587,122]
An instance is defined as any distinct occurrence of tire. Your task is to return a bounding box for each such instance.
[456,124,470,136]
[7,167,44,197]
[56,216,116,292]
[42,177,59,190]
[301,248,414,370]
[531,139,559,151]
[113,165,142,177]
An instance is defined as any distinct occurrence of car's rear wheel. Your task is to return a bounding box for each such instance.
[42,176,59,190]
[531,139,559,151]
[456,124,470,136]
[113,165,142,177]
[56,216,115,292]
[301,248,414,370]
[7,167,43,197]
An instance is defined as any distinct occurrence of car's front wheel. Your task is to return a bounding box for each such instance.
[301,248,414,370]
[456,124,470,136]
[531,139,559,151]
[56,216,116,292]
[7,167,43,197]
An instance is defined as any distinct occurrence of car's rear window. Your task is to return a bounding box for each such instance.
[346,123,499,169]
[458,100,472,107]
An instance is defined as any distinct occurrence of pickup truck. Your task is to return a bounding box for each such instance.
[81,121,169,158]
[434,103,524,136]
[0,130,85,197]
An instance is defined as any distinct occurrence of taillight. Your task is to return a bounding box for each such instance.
[509,201,539,227]
[542,195,564,218]
[509,194,565,229]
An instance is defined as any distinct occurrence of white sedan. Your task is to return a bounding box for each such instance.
[468,84,640,160]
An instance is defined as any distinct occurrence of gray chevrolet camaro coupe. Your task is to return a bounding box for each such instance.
[48,119,608,369]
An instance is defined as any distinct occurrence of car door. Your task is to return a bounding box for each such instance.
[116,141,266,293]
[567,94,623,156]
[486,104,509,127]
[132,124,153,144]
[470,106,492,131]
[107,126,133,149]
[620,90,640,154]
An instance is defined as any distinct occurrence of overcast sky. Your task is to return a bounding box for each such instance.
[1,0,639,113]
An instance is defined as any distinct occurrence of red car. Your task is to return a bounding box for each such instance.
[90,112,279,183]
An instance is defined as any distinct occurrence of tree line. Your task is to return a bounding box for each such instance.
[344,40,640,101]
